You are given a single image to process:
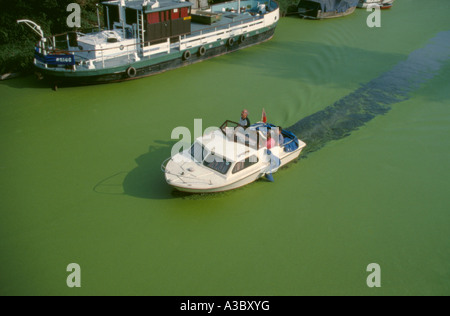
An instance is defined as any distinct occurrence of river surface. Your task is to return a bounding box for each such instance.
[1,0,449,295]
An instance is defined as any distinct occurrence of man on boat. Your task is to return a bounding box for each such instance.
[277,126,285,146]
[239,110,251,128]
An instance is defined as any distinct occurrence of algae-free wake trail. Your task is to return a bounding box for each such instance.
[289,31,450,157]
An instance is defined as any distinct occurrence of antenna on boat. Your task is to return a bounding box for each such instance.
[96,4,101,32]
[119,0,126,35]
[17,20,44,39]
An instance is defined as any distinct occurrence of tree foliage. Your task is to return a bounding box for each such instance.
[0,0,101,73]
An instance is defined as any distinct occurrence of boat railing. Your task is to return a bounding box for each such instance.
[211,0,279,12]
[188,14,264,38]
[161,157,214,186]
[161,157,172,173]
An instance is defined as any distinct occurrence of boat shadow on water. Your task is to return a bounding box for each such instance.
[94,138,292,200]
[93,140,181,200]
[0,74,50,89]
[93,140,248,200]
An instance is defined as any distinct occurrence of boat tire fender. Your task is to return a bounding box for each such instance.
[239,35,246,43]
[182,50,191,61]
[198,46,206,57]
[227,37,235,47]
[126,67,137,78]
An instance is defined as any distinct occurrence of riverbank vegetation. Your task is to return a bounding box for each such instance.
[0,0,99,74]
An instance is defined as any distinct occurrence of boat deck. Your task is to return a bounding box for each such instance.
[190,12,263,36]
[74,12,265,71]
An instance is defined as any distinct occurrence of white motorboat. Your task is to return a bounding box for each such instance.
[162,121,306,193]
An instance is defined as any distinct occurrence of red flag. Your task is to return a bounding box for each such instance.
[262,108,267,123]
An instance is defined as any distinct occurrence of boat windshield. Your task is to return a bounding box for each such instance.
[220,120,241,135]
[220,120,261,149]
[190,142,209,163]
[203,154,232,175]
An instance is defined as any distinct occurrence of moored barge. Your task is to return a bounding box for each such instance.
[19,0,280,88]
[297,0,359,19]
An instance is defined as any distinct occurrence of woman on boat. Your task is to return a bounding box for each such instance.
[267,134,276,150]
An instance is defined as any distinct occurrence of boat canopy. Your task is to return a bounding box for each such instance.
[250,123,301,153]
[299,0,359,13]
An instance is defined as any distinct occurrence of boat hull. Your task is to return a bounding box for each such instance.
[299,6,356,19]
[170,147,303,194]
[37,26,276,88]
[171,168,265,193]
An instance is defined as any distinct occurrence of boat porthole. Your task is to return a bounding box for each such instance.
[198,46,206,57]
[120,45,124,51]
[126,67,137,78]
[227,37,235,47]
[182,50,191,61]
[239,35,246,43]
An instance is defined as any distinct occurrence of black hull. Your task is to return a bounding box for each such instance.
[39,27,276,88]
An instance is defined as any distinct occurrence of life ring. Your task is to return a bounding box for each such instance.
[198,46,206,57]
[227,37,235,47]
[126,67,137,78]
[182,50,191,61]
[240,35,246,43]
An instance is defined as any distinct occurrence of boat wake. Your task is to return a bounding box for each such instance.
[288,30,450,157]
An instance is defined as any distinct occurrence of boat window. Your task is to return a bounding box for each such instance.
[190,143,207,163]
[203,155,232,175]
[232,156,259,174]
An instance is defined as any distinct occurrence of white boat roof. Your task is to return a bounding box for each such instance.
[78,30,123,46]
[197,130,258,163]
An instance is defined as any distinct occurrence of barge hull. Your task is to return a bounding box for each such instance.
[299,6,356,19]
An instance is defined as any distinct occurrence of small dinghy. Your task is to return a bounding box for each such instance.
[380,2,393,9]
[162,121,306,193]
[297,0,359,20]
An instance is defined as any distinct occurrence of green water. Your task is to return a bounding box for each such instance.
[1,0,450,295]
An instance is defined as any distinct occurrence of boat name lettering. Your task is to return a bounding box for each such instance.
[56,57,73,63]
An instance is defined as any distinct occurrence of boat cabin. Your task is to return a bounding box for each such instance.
[103,0,193,43]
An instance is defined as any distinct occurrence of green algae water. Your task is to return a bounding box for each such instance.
[1,0,450,295]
